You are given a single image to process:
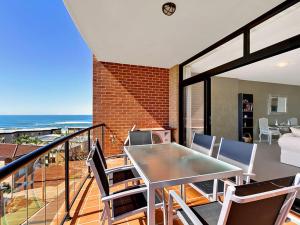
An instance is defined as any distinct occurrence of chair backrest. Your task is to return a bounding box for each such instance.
[219,175,300,225]
[95,138,107,169]
[259,118,269,132]
[217,138,257,182]
[190,133,216,157]
[124,124,137,146]
[289,117,298,126]
[129,130,152,146]
[87,146,109,197]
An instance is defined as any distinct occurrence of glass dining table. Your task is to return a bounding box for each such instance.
[124,142,243,225]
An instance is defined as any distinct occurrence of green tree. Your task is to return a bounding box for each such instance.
[14,135,41,145]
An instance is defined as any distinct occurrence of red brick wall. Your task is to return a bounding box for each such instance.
[93,60,169,155]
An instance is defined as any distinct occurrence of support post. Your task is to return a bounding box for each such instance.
[101,125,105,154]
[64,141,71,220]
[87,130,91,177]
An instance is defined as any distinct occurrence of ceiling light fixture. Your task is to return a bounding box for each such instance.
[277,61,288,68]
[162,2,176,16]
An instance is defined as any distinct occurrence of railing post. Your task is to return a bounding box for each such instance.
[87,130,91,177]
[64,141,71,220]
[101,125,105,153]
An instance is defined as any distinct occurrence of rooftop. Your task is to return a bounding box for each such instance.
[0,143,40,160]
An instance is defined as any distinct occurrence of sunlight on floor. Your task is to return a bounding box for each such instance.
[65,158,298,225]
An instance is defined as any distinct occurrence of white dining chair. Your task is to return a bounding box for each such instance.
[190,138,257,201]
[190,133,216,156]
[168,175,300,225]
[259,118,281,144]
[289,117,299,127]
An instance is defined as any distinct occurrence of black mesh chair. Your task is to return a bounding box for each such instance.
[128,130,153,146]
[87,147,162,224]
[190,133,216,156]
[93,139,140,187]
[190,138,257,201]
[168,175,300,225]
[124,125,137,146]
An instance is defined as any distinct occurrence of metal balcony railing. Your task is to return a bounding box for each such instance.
[0,123,105,225]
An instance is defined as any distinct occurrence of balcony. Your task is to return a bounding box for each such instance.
[1,1,300,224]
[0,124,299,225]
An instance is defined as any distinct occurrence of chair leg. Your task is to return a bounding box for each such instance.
[168,194,174,225]
[104,202,112,225]
[259,133,262,142]
[100,207,106,222]
[212,179,218,202]
[269,134,272,145]
[162,188,168,225]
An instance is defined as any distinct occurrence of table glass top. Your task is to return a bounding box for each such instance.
[124,143,241,183]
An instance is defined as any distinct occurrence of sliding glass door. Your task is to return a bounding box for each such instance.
[182,79,210,147]
[183,82,204,146]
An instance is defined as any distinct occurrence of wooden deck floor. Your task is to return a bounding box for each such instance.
[65,158,298,225]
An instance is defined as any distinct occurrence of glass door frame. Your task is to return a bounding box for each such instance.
[181,78,211,146]
[178,0,300,145]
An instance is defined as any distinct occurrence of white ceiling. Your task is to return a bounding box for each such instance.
[218,47,300,86]
[63,0,285,68]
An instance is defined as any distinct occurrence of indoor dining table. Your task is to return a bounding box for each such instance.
[124,142,243,225]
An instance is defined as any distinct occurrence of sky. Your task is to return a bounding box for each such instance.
[0,1,92,115]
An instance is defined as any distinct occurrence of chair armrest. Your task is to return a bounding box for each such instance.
[105,153,127,160]
[105,165,135,174]
[110,177,142,187]
[168,190,204,225]
[102,186,147,202]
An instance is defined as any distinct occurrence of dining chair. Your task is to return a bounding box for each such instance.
[289,117,299,127]
[190,138,257,201]
[190,133,216,156]
[259,117,281,144]
[87,146,163,225]
[129,130,153,146]
[124,124,137,146]
[91,139,141,187]
[168,174,300,225]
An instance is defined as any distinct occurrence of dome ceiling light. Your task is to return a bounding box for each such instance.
[162,2,176,16]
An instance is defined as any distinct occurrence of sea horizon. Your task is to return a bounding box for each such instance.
[0,115,92,130]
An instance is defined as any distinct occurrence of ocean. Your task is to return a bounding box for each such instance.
[0,115,92,130]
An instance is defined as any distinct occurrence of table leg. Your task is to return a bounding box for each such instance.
[180,184,186,201]
[147,185,156,225]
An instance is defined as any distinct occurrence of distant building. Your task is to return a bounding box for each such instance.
[0,127,61,143]
[0,144,42,192]
[37,134,62,144]
[0,143,41,166]
[67,127,85,134]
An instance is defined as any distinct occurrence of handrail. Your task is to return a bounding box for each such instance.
[0,123,105,181]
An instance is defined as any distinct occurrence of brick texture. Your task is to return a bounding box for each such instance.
[169,65,179,142]
[93,59,169,155]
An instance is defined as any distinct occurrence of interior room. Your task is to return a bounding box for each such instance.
[181,3,300,217]
[211,48,300,180]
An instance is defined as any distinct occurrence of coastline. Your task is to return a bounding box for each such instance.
[0,115,92,130]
